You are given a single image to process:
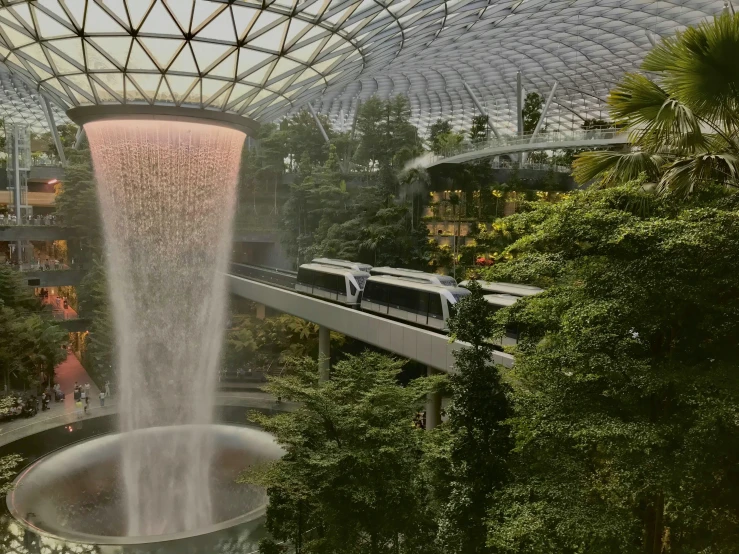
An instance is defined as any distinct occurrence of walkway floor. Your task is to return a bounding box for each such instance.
[55,351,100,409]
[43,293,79,321]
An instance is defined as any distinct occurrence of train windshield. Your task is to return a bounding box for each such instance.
[353,276,368,289]
[451,291,471,303]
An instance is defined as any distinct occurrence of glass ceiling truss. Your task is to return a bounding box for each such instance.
[0,65,66,131]
[0,1,728,133]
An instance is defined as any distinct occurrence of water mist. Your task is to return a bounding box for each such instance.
[85,119,245,536]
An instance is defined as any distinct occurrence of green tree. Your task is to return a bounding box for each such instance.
[54,147,101,257]
[574,12,739,195]
[469,115,489,144]
[244,353,441,554]
[224,312,345,375]
[0,266,66,391]
[428,119,453,154]
[0,454,21,494]
[438,281,513,554]
[77,258,114,385]
[354,95,422,170]
[482,184,739,553]
[522,92,544,134]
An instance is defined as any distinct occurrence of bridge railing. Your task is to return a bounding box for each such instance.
[432,128,626,162]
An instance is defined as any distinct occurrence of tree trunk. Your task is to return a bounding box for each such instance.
[644,494,665,554]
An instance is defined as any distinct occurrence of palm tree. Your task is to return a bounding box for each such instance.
[573,11,739,196]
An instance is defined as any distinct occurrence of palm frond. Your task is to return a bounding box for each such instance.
[609,75,704,150]
[658,153,739,197]
[573,150,663,186]
[643,12,739,127]
[608,73,670,129]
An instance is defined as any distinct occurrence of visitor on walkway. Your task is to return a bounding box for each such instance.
[105,381,111,398]
[99,391,105,407]
[81,389,87,414]
[74,386,82,419]
[84,382,90,398]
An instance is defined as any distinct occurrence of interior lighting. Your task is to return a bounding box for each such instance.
[47,179,58,185]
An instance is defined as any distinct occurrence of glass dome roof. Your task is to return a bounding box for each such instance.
[0,0,729,132]
[0,65,67,131]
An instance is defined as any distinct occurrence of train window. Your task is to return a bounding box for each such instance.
[316,273,343,292]
[362,281,375,302]
[297,268,315,286]
[429,294,443,319]
[375,283,390,305]
[389,285,405,309]
[418,292,429,314]
[349,281,357,296]
[405,290,421,313]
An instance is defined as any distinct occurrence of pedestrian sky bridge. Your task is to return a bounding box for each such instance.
[427,128,629,167]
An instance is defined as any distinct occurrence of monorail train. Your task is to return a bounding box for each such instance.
[295,263,370,307]
[460,279,543,297]
[370,267,457,287]
[361,276,470,331]
[312,258,373,273]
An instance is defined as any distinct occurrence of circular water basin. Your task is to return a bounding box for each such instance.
[6,424,281,545]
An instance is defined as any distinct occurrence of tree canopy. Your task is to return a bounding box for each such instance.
[245,352,441,554]
[478,183,739,553]
[0,266,66,392]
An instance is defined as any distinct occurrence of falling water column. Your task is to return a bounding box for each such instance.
[83,116,246,536]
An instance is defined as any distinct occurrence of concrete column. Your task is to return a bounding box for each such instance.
[255,303,266,320]
[425,366,442,430]
[318,325,330,382]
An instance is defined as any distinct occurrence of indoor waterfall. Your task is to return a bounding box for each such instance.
[84,119,245,536]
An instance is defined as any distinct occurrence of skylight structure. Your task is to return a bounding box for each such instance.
[0,66,66,131]
[0,0,729,133]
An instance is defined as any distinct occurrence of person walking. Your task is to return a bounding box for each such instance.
[74,386,82,419]
[81,389,87,414]
[84,382,91,399]
[105,381,111,398]
[99,390,105,408]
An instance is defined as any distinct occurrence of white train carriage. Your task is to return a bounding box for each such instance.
[360,276,470,331]
[312,258,373,273]
[460,279,543,297]
[369,267,457,287]
[296,263,369,306]
[484,294,521,347]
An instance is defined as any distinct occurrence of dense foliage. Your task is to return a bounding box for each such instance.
[224,312,344,376]
[0,266,66,392]
[54,142,115,385]
[439,281,513,554]
[245,353,442,554]
[251,96,435,269]
[479,184,739,553]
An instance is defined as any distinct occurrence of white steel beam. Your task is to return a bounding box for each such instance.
[40,96,66,165]
[462,81,500,139]
[307,103,330,144]
[74,127,86,149]
[530,82,558,142]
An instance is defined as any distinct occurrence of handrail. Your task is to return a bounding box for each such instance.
[431,128,627,162]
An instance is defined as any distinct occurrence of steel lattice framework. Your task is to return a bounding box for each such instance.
[0,0,729,133]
